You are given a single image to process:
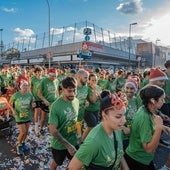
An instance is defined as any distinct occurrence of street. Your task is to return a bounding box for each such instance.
[0,121,170,170]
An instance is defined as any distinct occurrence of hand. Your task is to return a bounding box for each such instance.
[166,95,170,100]
[162,125,170,135]
[43,99,50,107]
[90,83,97,91]
[32,102,36,108]
[12,110,17,116]
[67,144,77,156]
[153,115,163,129]
[162,115,170,121]
[122,126,130,135]
[159,112,170,121]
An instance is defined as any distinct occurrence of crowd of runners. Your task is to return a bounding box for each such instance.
[0,61,170,170]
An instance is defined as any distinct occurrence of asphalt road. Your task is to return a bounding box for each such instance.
[0,120,170,170]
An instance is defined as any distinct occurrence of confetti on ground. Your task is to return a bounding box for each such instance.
[0,121,69,170]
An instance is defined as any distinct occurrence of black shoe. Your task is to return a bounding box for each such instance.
[40,129,45,135]
[159,139,170,147]
[22,143,29,151]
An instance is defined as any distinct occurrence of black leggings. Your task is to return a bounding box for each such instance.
[124,152,155,170]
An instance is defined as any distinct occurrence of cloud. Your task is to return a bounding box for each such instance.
[14,36,36,44]
[14,28,35,37]
[2,7,16,13]
[51,28,64,35]
[116,0,143,14]
[66,27,75,32]
[14,28,35,43]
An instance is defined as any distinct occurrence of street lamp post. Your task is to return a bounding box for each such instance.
[153,39,160,67]
[128,22,137,68]
[0,28,3,58]
[45,0,51,68]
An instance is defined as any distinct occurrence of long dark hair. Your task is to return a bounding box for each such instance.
[140,85,164,107]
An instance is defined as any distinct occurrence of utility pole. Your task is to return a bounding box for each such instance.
[0,28,3,57]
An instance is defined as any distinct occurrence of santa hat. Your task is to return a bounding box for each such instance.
[149,68,167,82]
[47,68,57,76]
[20,81,29,88]
[125,77,138,92]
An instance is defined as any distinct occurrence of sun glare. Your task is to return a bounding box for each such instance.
[143,12,170,46]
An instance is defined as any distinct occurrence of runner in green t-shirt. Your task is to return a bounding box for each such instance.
[125,85,169,170]
[97,71,109,90]
[114,69,126,92]
[38,67,59,134]
[108,74,116,93]
[81,73,102,142]
[30,66,43,134]
[48,77,79,170]
[122,77,138,150]
[10,81,35,156]
[69,93,128,170]
[76,69,89,141]
[140,69,150,89]
[0,68,11,94]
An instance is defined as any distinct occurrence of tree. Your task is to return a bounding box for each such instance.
[6,48,20,59]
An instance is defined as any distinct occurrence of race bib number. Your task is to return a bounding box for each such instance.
[67,124,76,133]
[19,112,28,118]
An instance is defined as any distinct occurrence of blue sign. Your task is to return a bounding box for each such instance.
[77,50,92,59]
[84,35,90,41]
[83,28,92,35]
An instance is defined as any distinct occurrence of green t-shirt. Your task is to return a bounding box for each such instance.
[136,87,144,108]
[0,74,11,87]
[125,96,138,127]
[75,123,124,169]
[76,85,89,121]
[57,74,66,83]
[164,72,170,103]
[10,91,34,123]
[114,77,126,91]
[86,85,102,112]
[122,96,138,140]
[31,76,41,101]
[140,78,149,89]
[108,81,116,93]
[39,77,59,103]
[97,79,109,90]
[48,97,79,150]
[126,106,155,165]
